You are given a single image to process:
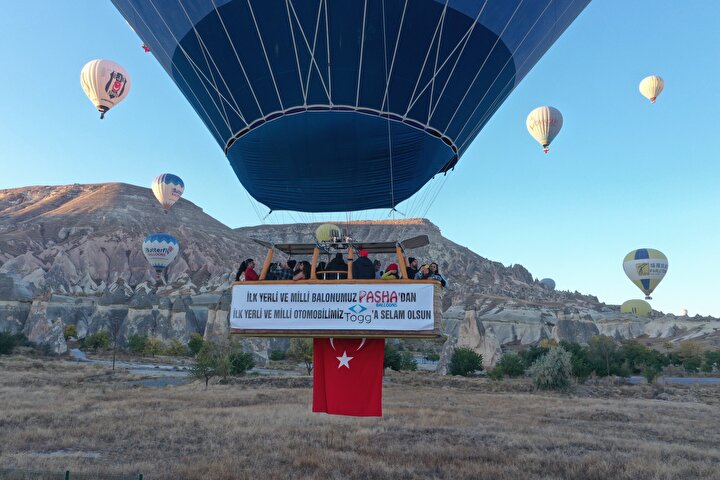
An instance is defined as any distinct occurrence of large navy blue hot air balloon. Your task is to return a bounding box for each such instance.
[112,0,589,212]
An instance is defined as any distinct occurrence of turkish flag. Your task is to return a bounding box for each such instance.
[312,338,384,417]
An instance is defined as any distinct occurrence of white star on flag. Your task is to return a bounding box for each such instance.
[336,350,353,369]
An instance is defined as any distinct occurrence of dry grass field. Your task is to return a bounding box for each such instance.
[1,355,719,480]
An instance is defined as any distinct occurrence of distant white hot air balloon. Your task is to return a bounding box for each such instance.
[680,308,688,317]
[152,174,185,211]
[80,59,131,119]
[526,106,563,154]
[639,75,664,104]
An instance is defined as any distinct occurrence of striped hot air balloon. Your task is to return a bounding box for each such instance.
[151,174,185,211]
[143,233,179,280]
[623,248,668,300]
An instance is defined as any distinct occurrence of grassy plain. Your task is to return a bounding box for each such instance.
[1,355,719,480]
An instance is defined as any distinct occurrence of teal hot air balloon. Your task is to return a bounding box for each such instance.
[111,0,589,213]
[623,248,668,300]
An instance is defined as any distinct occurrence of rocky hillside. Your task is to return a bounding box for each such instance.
[0,183,717,366]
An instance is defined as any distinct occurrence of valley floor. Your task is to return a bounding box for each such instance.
[1,356,719,480]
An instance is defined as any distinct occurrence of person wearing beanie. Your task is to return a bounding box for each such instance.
[381,262,400,280]
[352,248,375,279]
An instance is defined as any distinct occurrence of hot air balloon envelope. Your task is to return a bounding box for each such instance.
[152,174,185,210]
[527,106,563,153]
[315,223,342,242]
[111,0,589,212]
[639,75,664,103]
[623,248,668,300]
[143,233,179,272]
[80,59,131,118]
[620,299,652,317]
[540,278,556,290]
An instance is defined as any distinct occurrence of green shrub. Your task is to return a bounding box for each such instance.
[127,334,148,354]
[448,347,483,376]
[188,333,204,355]
[496,353,525,377]
[528,346,573,391]
[0,331,16,355]
[703,350,720,373]
[143,337,164,357]
[488,366,504,381]
[63,324,77,340]
[399,351,418,371]
[384,343,402,371]
[519,345,549,368]
[166,339,188,356]
[229,351,255,375]
[82,331,110,350]
[269,349,286,361]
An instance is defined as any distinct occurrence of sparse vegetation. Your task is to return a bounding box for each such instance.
[81,330,110,350]
[187,333,204,356]
[127,334,148,354]
[528,346,573,391]
[143,337,164,357]
[0,331,16,355]
[287,338,313,374]
[63,324,77,340]
[269,349,286,361]
[165,339,188,356]
[2,356,720,479]
[448,347,483,376]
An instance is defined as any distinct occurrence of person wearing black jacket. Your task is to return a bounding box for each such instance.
[352,249,375,279]
[324,253,348,280]
[405,257,419,280]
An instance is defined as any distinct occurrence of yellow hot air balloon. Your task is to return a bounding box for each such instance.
[621,299,652,317]
[526,106,563,154]
[80,59,131,119]
[639,75,664,104]
[623,248,668,300]
[315,224,342,242]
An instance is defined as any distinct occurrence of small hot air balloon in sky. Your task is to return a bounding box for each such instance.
[623,248,668,300]
[315,223,342,242]
[151,174,185,211]
[80,59,131,119]
[540,278,556,290]
[143,233,179,281]
[639,75,664,103]
[526,106,563,154]
[620,299,652,317]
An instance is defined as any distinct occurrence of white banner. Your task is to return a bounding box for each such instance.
[230,283,435,331]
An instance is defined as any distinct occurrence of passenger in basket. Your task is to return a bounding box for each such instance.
[429,262,448,288]
[414,264,432,280]
[325,252,348,280]
[235,258,258,282]
[405,257,419,280]
[380,263,400,280]
[374,260,383,279]
[270,260,294,280]
[352,249,375,279]
[293,260,311,280]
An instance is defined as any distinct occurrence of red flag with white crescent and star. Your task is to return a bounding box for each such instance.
[312,338,384,417]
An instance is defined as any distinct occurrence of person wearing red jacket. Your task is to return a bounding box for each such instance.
[235,258,259,281]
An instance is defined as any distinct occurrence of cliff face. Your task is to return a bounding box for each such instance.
[0,183,717,366]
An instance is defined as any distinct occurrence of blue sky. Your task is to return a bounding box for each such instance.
[0,1,718,317]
